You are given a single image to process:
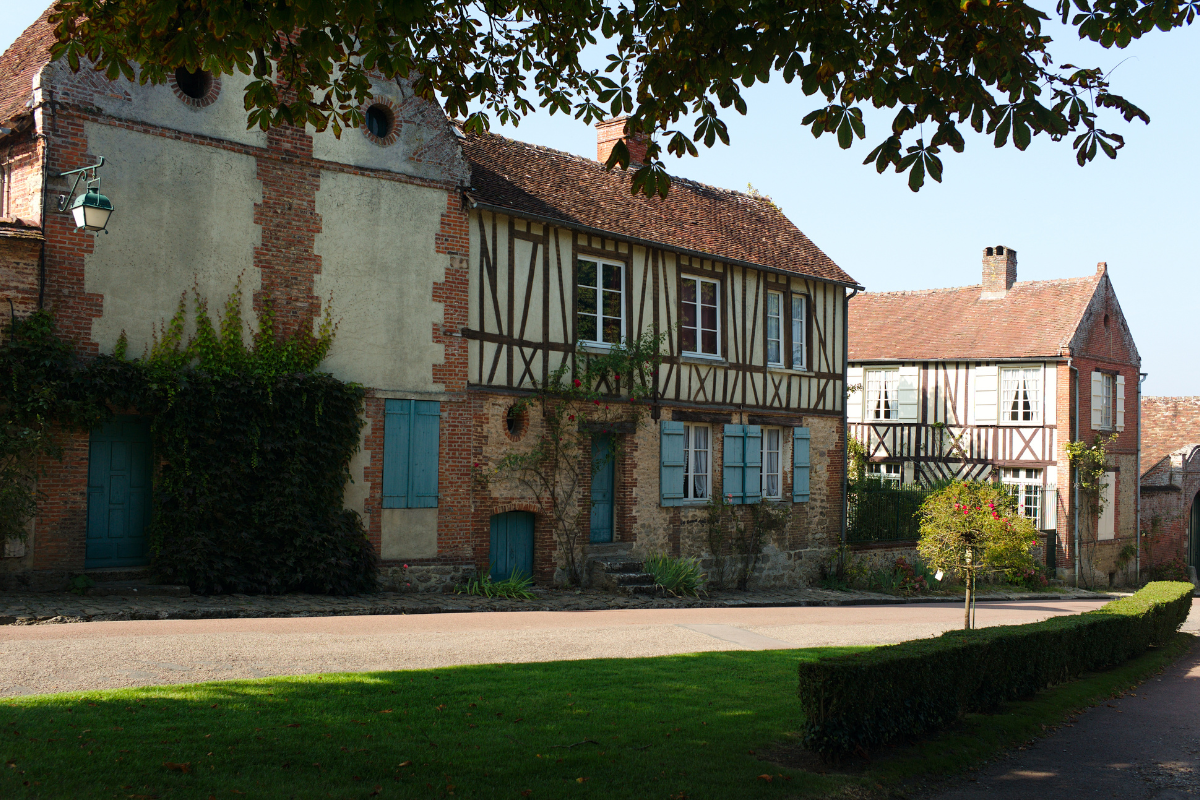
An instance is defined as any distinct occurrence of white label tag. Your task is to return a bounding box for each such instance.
[935,570,944,581]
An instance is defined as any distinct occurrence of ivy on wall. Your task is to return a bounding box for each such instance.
[0,283,376,594]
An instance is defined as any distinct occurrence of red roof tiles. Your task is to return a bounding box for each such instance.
[0,8,55,128]
[460,130,857,285]
[847,274,1102,361]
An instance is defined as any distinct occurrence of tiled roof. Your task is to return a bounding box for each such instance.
[460,130,857,285]
[847,274,1102,362]
[0,8,55,128]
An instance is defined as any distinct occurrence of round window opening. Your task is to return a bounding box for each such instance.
[505,404,528,439]
[174,67,213,100]
[366,104,393,138]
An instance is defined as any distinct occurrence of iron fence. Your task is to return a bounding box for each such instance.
[846,484,932,544]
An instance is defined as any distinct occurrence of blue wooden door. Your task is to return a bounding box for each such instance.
[489,512,534,581]
[86,417,152,569]
[590,435,614,543]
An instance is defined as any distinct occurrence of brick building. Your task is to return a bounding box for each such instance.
[847,247,1142,587]
[1139,397,1200,583]
[0,8,859,590]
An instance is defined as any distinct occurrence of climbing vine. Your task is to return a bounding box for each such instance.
[485,329,667,586]
[1065,432,1118,588]
[0,282,374,594]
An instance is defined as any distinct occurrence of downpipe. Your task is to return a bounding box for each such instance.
[840,285,859,569]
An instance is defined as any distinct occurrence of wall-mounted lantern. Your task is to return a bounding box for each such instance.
[57,157,114,233]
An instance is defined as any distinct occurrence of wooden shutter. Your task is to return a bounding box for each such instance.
[744,425,762,504]
[382,400,412,509]
[1090,371,1103,430]
[792,427,811,502]
[898,365,920,421]
[723,424,746,503]
[411,401,441,508]
[973,364,998,424]
[846,365,863,422]
[1043,484,1057,531]
[660,420,685,507]
[1115,374,1126,431]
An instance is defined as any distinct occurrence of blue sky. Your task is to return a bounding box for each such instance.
[3,6,1195,396]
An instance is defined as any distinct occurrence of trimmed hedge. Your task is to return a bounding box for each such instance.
[797,582,1195,757]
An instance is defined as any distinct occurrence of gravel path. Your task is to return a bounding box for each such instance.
[0,599,1127,697]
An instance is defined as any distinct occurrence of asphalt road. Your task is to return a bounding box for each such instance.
[0,598,1125,697]
[929,631,1200,800]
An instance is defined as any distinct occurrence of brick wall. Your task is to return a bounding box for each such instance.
[1141,397,1200,474]
[0,233,40,316]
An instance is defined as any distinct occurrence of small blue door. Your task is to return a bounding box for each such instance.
[590,435,614,543]
[489,511,534,581]
[86,417,153,569]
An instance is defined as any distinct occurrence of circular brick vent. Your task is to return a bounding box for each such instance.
[169,67,220,108]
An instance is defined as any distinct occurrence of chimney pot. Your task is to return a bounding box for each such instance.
[981,245,1017,300]
[596,117,649,167]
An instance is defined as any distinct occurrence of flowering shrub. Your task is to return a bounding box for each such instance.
[917,480,1039,628]
[894,557,928,595]
[1009,566,1050,590]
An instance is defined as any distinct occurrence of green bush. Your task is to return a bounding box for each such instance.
[797,581,1194,757]
[644,552,706,597]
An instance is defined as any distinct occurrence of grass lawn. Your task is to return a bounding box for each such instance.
[1,634,1192,799]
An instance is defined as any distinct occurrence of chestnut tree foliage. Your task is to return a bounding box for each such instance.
[50,0,1196,194]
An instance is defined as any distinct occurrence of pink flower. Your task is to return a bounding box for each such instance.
[594,400,601,406]
[403,564,409,569]
[573,379,582,387]
[613,373,620,380]
[568,414,575,421]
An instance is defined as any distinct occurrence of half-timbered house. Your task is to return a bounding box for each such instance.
[458,127,860,587]
[847,247,1142,586]
[1,8,859,590]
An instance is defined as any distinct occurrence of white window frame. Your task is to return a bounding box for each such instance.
[760,427,783,499]
[791,293,807,371]
[576,257,625,347]
[865,368,900,421]
[766,291,783,367]
[867,462,902,485]
[681,276,721,357]
[1000,366,1042,425]
[682,423,711,500]
[1002,467,1042,529]
[1101,373,1115,430]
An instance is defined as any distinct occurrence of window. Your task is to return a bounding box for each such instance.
[761,428,782,499]
[1101,373,1115,429]
[682,424,710,500]
[867,462,902,484]
[577,258,624,346]
[174,67,213,100]
[383,400,441,508]
[766,291,783,366]
[791,294,807,370]
[681,276,720,356]
[1001,367,1041,423]
[865,368,900,420]
[366,104,394,138]
[1002,468,1042,529]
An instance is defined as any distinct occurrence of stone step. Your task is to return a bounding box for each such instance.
[618,584,660,596]
[83,567,152,584]
[85,582,191,598]
[597,560,647,575]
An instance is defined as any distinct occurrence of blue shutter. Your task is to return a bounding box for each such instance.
[383,400,412,508]
[660,420,685,506]
[744,425,762,504]
[384,399,440,509]
[411,401,441,508]
[792,427,811,503]
[722,424,745,503]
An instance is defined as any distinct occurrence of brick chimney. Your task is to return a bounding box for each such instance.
[980,245,1017,300]
[596,117,648,166]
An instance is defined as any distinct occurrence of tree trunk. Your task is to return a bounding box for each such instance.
[963,547,973,630]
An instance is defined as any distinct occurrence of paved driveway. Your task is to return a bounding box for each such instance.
[0,598,1126,697]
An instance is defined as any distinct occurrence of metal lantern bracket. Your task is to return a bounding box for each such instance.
[57,156,113,233]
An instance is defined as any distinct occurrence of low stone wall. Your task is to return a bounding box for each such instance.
[378,561,478,593]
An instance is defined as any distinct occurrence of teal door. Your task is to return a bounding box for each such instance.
[86,417,153,569]
[590,435,614,543]
[489,511,534,581]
